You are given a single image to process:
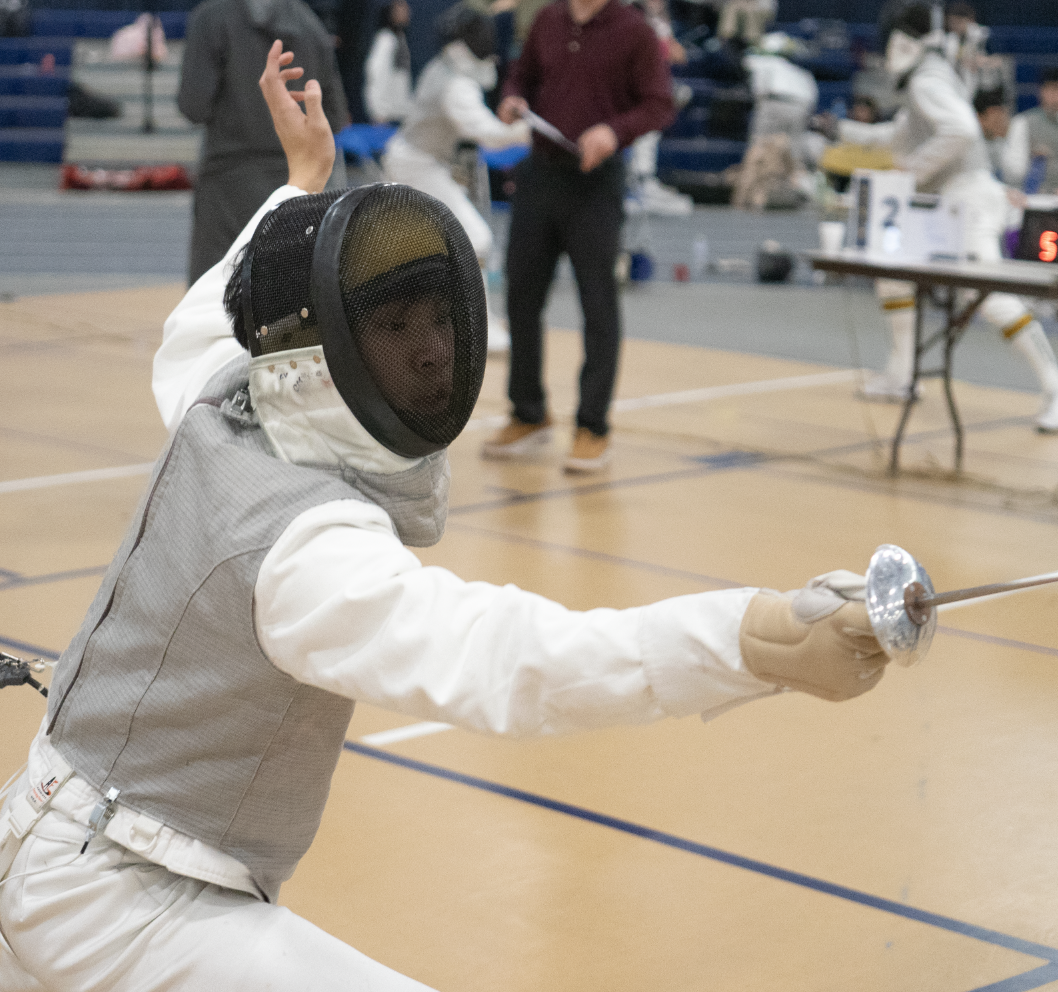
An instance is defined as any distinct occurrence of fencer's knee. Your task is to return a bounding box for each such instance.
[875,279,915,309]
[980,292,1031,336]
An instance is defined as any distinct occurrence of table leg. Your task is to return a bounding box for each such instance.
[889,282,925,475]
[942,288,963,470]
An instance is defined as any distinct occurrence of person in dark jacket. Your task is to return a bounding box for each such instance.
[179,0,349,283]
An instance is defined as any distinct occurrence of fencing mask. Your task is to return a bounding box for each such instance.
[231,184,488,459]
[878,2,939,80]
[435,3,495,61]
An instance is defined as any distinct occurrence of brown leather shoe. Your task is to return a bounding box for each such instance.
[563,428,611,473]
[481,415,553,459]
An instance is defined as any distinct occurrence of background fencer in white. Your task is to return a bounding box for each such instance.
[381,6,529,353]
[1,41,887,992]
[834,2,1058,432]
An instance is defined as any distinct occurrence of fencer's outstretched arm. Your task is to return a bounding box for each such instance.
[442,76,530,149]
[255,508,773,734]
[838,113,902,148]
[253,510,888,734]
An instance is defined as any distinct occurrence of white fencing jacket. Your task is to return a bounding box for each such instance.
[364,28,413,124]
[838,51,991,195]
[140,185,774,891]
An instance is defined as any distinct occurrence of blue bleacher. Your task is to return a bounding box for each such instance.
[0,64,69,97]
[0,37,74,66]
[0,95,68,128]
[31,9,186,39]
[0,53,68,161]
[988,26,1058,55]
[0,125,64,162]
[0,9,187,163]
[657,137,746,174]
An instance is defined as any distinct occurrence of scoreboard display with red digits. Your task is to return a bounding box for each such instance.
[1016,209,1058,263]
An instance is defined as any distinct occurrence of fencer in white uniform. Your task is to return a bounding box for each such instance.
[382,4,529,353]
[0,42,889,992]
[837,2,1058,432]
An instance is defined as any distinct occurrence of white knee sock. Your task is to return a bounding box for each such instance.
[1010,319,1058,396]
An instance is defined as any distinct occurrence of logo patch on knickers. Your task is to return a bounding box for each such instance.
[27,775,61,813]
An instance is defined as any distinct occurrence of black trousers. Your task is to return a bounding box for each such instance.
[505,154,624,437]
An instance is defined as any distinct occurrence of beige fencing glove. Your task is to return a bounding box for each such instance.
[739,570,888,702]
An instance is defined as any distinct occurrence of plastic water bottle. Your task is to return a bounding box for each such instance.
[691,237,710,280]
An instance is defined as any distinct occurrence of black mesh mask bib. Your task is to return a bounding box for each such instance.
[241,185,488,458]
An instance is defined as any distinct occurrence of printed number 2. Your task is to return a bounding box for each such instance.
[1040,230,1058,263]
[882,196,900,227]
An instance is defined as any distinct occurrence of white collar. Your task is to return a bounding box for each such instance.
[247,345,420,476]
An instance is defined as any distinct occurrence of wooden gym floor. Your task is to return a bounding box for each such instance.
[2,284,1058,992]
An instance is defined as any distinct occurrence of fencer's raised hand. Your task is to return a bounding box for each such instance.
[578,123,618,173]
[498,95,529,126]
[739,570,888,702]
[259,39,335,194]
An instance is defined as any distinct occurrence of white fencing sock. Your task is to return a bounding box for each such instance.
[1009,318,1058,396]
[1009,318,1058,432]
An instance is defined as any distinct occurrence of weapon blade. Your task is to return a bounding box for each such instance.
[520,108,580,155]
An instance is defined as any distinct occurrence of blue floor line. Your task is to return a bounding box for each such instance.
[0,565,107,592]
[0,635,60,660]
[343,741,1058,967]
[967,962,1058,992]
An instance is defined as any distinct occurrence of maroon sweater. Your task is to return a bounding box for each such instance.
[502,0,674,156]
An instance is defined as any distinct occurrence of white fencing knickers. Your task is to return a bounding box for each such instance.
[0,767,437,992]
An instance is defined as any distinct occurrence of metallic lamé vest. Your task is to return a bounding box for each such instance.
[46,355,447,901]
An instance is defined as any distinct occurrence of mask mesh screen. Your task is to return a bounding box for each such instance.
[338,185,485,447]
[248,190,345,356]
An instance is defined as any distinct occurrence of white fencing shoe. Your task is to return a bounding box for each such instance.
[639,178,694,216]
[857,373,920,403]
[1036,392,1058,434]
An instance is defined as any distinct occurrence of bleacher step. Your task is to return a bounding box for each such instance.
[0,126,64,162]
[0,95,68,128]
[0,66,69,97]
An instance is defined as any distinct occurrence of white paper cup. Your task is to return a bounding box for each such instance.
[818,221,846,254]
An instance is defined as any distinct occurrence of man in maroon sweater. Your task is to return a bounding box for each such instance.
[480,0,674,472]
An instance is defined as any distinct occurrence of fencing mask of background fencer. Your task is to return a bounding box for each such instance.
[233,184,488,459]
[877,1,939,79]
[435,2,495,61]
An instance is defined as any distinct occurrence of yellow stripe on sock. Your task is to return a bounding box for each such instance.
[1002,313,1034,339]
[882,298,916,311]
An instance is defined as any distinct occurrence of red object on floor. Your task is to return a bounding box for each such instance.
[60,164,193,191]
[673,263,690,282]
